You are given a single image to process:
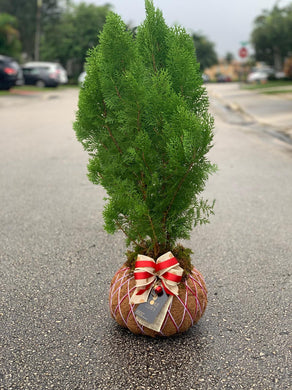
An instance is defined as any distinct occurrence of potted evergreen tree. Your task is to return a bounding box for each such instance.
[74,0,216,337]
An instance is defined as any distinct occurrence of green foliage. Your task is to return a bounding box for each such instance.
[191,32,218,71]
[251,4,292,69]
[40,2,111,70]
[74,0,216,256]
[0,0,61,59]
[0,13,21,58]
[225,52,234,64]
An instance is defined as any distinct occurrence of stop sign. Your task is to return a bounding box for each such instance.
[239,47,248,58]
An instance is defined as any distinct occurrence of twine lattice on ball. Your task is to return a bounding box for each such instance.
[109,265,208,337]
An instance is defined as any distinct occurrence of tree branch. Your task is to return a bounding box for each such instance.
[102,100,123,155]
[114,85,122,98]
[163,151,196,227]
[148,214,159,257]
[142,151,152,174]
[99,140,109,151]
[137,107,141,131]
[121,213,147,246]
[152,53,157,72]
[116,219,147,249]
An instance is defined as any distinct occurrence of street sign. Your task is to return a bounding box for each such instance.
[239,47,248,58]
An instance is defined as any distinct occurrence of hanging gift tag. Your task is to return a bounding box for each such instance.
[134,286,172,332]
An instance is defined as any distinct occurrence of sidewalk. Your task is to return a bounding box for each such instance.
[0,88,68,109]
[207,83,292,141]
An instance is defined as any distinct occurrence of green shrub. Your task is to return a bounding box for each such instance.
[74,0,216,259]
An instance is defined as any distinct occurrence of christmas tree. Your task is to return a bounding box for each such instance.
[75,0,216,336]
[74,0,216,261]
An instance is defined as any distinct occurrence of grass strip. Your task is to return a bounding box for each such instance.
[261,89,292,95]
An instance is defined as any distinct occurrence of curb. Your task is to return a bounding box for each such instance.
[208,89,292,144]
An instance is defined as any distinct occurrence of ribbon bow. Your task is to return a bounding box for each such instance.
[130,252,183,304]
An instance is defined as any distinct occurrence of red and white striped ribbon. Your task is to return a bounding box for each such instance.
[130,252,183,304]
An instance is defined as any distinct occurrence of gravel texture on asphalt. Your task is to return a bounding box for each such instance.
[0,89,291,390]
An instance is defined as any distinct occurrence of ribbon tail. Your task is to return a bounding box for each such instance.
[130,286,152,304]
[161,280,174,296]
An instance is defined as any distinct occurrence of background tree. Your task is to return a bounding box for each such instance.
[191,32,218,71]
[225,52,234,64]
[0,0,62,59]
[0,13,21,58]
[41,2,111,76]
[251,4,292,70]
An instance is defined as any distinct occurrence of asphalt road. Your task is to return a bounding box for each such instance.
[207,83,292,140]
[0,89,291,390]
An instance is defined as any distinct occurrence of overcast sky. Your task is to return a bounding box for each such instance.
[81,0,291,58]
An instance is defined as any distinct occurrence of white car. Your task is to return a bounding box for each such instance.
[247,71,269,83]
[202,73,210,83]
[23,61,68,85]
[78,71,86,87]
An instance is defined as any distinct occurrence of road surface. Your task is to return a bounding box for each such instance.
[0,89,291,389]
[207,83,292,141]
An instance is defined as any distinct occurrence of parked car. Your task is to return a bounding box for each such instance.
[216,74,231,82]
[247,66,277,83]
[78,71,86,87]
[0,55,23,90]
[202,73,210,83]
[247,71,268,83]
[22,62,68,87]
[275,71,286,80]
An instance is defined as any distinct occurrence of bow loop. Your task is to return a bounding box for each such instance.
[130,252,183,304]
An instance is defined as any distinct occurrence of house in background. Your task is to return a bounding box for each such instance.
[205,59,251,81]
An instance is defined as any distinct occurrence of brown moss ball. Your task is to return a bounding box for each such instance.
[109,264,208,337]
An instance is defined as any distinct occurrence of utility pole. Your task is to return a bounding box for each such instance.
[34,0,42,60]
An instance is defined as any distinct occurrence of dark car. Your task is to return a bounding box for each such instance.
[22,65,60,87]
[216,74,231,82]
[0,55,23,90]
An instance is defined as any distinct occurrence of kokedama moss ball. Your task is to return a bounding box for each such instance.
[75,0,216,337]
[109,264,207,337]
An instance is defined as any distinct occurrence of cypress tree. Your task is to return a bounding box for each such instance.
[74,0,216,260]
